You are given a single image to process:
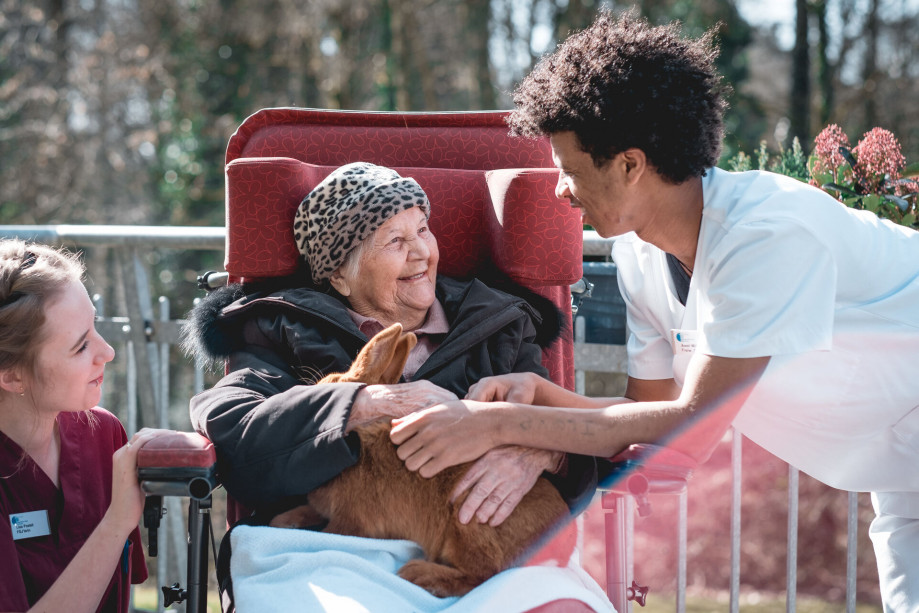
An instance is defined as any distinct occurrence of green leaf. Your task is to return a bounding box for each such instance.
[861,194,882,213]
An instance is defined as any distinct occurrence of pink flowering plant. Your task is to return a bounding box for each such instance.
[809,124,919,227]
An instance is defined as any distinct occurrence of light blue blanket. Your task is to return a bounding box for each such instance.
[230,526,616,612]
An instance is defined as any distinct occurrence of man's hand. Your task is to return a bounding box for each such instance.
[451,446,562,526]
[390,400,501,475]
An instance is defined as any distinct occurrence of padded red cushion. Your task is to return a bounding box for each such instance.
[225,160,581,288]
[224,158,328,278]
[484,169,582,285]
[225,159,490,280]
[136,431,216,468]
[226,108,554,170]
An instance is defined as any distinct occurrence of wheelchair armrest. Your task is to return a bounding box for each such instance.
[600,443,697,499]
[136,431,218,501]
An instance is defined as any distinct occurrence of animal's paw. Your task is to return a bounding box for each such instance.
[398,559,480,598]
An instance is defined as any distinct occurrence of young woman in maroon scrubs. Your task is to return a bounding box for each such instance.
[0,239,160,613]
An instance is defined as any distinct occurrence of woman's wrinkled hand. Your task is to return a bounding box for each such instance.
[465,372,541,404]
[449,445,560,526]
[390,400,500,477]
[348,380,458,431]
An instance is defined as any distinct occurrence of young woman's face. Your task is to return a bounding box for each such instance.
[333,206,439,330]
[25,279,115,414]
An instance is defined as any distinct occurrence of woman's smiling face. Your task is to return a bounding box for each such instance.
[25,279,115,414]
[331,206,439,330]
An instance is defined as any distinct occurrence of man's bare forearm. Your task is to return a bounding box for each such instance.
[531,376,629,409]
[496,355,769,462]
[492,400,689,459]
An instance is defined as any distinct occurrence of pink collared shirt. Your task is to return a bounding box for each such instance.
[347,300,450,380]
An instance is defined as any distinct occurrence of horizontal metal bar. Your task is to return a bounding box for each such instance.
[141,476,216,502]
[95,317,188,345]
[0,225,226,250]
[4,224,612,255]
[573,342,628,373]
[583,230,615,257]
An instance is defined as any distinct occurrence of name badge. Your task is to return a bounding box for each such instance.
[669,329,697,355]
[10,510,51,540]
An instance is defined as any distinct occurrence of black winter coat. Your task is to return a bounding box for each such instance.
[187,276,597,516]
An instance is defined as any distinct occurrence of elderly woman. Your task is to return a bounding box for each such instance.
[189,161,596,518]
[186,163,606,611]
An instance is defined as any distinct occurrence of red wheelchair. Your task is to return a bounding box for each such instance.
[135,108,694,613]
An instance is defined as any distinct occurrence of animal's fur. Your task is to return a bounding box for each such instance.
[268,323,570,597]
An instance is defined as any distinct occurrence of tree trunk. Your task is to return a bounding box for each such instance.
[380,0,398,110]
[813,0,833,127]
[861,0,880,129]
[790,0,811,149]
[465,0,496,109]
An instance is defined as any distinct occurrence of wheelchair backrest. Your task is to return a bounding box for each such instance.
[222,107,581,390]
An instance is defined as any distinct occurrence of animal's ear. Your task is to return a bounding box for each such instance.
[341,323,406,384]
[379,331,417,385]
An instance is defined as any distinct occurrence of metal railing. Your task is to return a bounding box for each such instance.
[0,225,877,612]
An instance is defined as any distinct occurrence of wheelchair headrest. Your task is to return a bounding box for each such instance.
[224,158,582,288]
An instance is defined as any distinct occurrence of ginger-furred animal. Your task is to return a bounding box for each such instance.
[268,323,571,597]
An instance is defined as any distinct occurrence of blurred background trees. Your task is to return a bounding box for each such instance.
[1,0,917,338]
[3,2,912,604]
[3,0,917,230]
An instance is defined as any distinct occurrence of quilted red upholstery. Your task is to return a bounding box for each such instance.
[484,169,582,285]
[225,162,581,283]
[226,108,554,169]
[225,160,493,281]
[223,108,579,391]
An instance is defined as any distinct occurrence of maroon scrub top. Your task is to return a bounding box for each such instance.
[0,408,148,612]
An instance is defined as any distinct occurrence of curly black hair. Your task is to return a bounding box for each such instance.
[508,9,729,184]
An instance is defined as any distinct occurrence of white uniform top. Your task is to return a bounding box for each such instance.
[613,168,919,513]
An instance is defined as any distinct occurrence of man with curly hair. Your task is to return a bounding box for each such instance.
[391,9,919,612]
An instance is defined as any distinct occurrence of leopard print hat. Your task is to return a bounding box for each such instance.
[293,162,431,284]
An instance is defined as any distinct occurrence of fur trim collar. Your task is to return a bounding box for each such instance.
[182,274,567,368]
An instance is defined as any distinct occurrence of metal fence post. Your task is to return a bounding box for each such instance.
[117,248,160,429]
[575,316,586,395]
[730,430,742,613]
[787,466,799,613]
[846,492,859,613]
